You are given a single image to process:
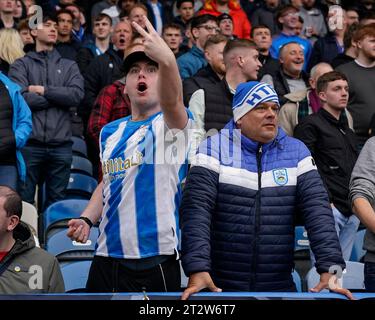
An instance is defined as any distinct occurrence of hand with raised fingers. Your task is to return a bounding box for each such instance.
[310,272,355,300]
[181,272,222,300]
[130,15,175,65]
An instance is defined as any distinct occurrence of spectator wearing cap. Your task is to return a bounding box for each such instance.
[198,0,251,39]
[177,14,219,80]
[67,16,194,292]
[217,13,236,39]
[250,0,281,36]
[79,21,132,177]
[270,5,312,71]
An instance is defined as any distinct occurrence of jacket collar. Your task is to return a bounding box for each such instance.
[191,45,205,58]
[318,108,348,128]
[27,48,61,62]
[1,222,35,264]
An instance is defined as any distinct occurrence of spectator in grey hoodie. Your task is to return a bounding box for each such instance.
[9,14,84,210]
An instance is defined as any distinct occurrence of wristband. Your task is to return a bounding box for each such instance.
[79,216,93,228]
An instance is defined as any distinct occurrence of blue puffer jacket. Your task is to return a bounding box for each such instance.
[181,120,345,292]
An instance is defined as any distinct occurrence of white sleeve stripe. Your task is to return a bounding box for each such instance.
[297,156,317,177]
[191,153,220,173]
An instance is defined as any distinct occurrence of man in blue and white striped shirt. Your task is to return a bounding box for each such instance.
[68,15,193,292]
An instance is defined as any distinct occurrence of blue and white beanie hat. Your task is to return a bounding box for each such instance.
[232,81,280,122]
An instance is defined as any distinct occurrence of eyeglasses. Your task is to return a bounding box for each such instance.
[197,25,221,33]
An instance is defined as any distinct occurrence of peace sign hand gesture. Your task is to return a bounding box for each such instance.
[131,15,175,66]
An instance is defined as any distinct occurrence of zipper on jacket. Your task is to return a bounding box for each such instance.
[43,55,49,144]
[250,144,263,289]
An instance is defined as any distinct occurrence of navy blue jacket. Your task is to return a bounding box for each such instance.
[181,121,345,292]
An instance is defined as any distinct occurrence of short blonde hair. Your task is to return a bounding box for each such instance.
[0,29,25,64]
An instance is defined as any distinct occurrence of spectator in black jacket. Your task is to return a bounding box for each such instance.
[162,23,183,57]
[8,14,84,209]
[55,9,81,61]
[294,71,360,261]
[76,13,113,74]
[252,24,280,80]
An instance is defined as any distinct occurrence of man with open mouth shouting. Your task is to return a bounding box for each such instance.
[67,15,194,293]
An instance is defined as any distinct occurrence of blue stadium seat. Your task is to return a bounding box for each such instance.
[71,155,93,177]
[71,136,88,158]
[46,227,99,262]
[306,261,365,291]
[294,226,310,251]
[61,260,92,292]
[65,173,97,200]
[43,199,89,242]
[292,270,302,292]
[38,174,96,213]
[350,229,366,262]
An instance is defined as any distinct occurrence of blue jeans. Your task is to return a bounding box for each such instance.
[0,165,18,191]
[19,144,72,209]
[311,207,360,265]
[365,262,375,292]
[332,207,360,261]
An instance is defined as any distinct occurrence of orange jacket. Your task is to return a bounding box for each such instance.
[198,0,251,39]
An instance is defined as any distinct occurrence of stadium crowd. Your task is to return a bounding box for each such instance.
[0,0,375,298]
